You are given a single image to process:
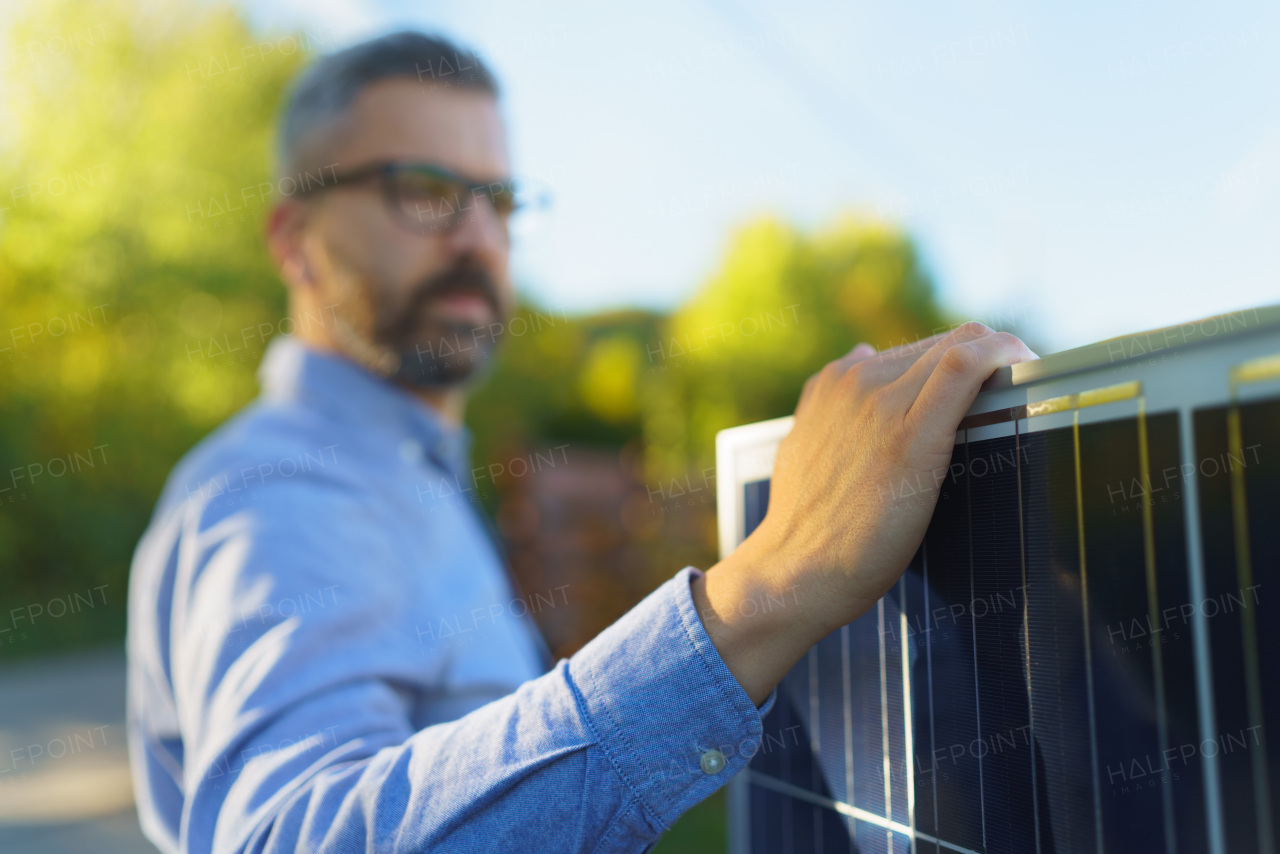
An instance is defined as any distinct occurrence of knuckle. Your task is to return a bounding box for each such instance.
[938,343,976,377]
[841,360,876,395]
[956,320,993,339]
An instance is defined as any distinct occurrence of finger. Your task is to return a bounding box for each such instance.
[877,321,999,395]
[903,331,1038,443]
[863,329,949,367]
[853,324,996,386]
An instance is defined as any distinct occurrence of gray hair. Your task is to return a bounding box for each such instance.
[275,30,500,180]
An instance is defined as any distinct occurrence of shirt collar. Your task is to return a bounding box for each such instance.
[257,335,473,481]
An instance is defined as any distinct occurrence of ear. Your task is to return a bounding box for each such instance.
[266,198,317,292]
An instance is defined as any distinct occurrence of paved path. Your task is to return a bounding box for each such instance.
[0,646,152,853]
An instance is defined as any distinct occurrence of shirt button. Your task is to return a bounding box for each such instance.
[399,439,423,464]
[699,749,727,775]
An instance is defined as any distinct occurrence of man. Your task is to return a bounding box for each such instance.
[126,31,1036,853]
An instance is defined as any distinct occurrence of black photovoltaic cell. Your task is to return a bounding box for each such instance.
[966,435,1036,851]
[738,395,1280,853]
[744,479,770,542]
[1020,426,1095,854]
[920,447,985,852]
[1242,400,1280,836]
[1193,397,1280,853]
[1075,415,1180,850]
[748,787,853,854]
[897,556,938,854]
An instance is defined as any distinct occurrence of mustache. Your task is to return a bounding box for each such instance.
[381,264,501,340]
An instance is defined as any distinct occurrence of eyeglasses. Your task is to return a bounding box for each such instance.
[294,161,551,236]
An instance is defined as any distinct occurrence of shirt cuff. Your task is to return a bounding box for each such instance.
[566,565,777,834]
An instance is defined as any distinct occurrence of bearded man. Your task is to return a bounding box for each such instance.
[125,31,1035,854]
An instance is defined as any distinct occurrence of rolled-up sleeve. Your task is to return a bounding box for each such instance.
[155,489,774,854]
[568,563,777,840]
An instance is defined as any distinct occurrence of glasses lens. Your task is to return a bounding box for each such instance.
[487,182,517,217]
[383,167,553,236]
[391,169,466,233]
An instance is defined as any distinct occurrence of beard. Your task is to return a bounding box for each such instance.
[328,258,506,390]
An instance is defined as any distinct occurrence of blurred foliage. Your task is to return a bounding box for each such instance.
[0,0,307,652]
[654,787,727,853]
[467,304,664,459]
[642,215,948,486]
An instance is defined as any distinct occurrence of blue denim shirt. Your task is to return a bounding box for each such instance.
[125,335,775,853]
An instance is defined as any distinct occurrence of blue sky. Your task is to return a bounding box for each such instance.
[241,0,1279,353]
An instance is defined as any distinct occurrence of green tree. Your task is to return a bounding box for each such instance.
[641,213,949,489]
[0,0,308,653]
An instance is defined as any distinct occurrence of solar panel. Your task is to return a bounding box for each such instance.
[715,305,1280,854]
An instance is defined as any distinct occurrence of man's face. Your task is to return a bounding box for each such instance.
[291,78,514,388]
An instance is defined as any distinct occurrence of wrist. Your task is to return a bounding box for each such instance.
[691,530,855,706]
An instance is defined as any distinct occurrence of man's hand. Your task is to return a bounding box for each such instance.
[692,322,1038,705]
